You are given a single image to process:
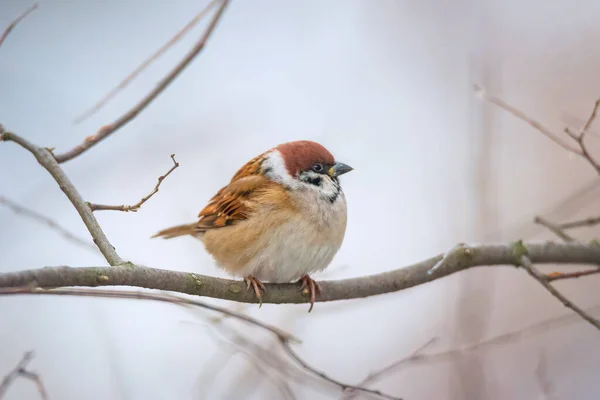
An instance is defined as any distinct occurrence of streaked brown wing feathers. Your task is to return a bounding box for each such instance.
[196,175,268,230]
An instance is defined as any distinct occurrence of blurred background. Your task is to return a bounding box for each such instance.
[2,0,600,399]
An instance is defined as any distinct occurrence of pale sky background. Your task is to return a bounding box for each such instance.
[2,0,600,399]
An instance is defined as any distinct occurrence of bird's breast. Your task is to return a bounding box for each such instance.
[202,190,348,282]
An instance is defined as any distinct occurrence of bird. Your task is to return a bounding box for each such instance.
[151,140,353,312]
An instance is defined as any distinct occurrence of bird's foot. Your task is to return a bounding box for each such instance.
[298,274,321,313]
[244,275,266,307]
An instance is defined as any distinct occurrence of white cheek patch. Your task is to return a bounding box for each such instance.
[299,170,340,201]
[261,150,299,189]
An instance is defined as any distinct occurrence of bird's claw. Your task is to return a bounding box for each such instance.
[299,274,321,313]
[244,276,266,307]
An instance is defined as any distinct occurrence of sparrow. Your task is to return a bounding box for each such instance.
[151,140,353,312]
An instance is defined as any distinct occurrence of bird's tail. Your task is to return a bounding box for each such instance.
[151,223,197,239]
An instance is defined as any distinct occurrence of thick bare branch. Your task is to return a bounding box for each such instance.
[0,242,599,307]
[0,3,38,50]
[73,0,220,124]
[88,154,179,212]
[518,255,600,331]
[53,0,230,163]
[0,129,123,265]
[0,351,48,400]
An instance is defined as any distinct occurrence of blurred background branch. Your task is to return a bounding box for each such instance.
[72,0,221,125]
[0,3,37,49]
[0,287,400,400]
[52,0,230,163]
[0,351,48,400]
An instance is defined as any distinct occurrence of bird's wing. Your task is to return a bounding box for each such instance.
[195,174,273,231]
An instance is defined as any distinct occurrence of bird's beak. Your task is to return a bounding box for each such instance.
[328,162,353,178]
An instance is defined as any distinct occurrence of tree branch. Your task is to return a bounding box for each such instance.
[559,215,600,230]
[0,195,98,252]
[73,0,220,124]
[340,338,438,400]
[575,99,600,172]
[473,85,584,155]
[0,351,48,400]
[0,287,299,343]
[518,255,600,331]
[0,242,599,307]
[475,85,600,175]
[546,268,600,282]
[346,304,600,379]
[534,216,576,242]
[0,287,399,400]
[0,3,38,50]
[52,0,230,163]
[279,339,401,400]
[0,129,123,265]
[88,154,179,212]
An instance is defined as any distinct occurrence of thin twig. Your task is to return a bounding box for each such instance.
[359,304,600,374]
[575,98,600,173]
[534,216,575,242]
[53,0,230,163]
[533,215,600,281]
[518,255,600,331]
[341,337,438,400]
[559,216,600,230]
[221,332,302,400]
[344,306,600,396]
[0,286,299,343]
[194,322,316,397]
[562,111,600,138]
[89,154,179,212]
[563,127,581,141]
[0,196,98,252]
[545,268,600,282]
[0,130,123,265]
[0,3,38,49]
[473,85,583,155]
[475,86,600,176]
[581,99,600,138]
[279,338,401,400]
[0,351,48,400]
[73,0,220,124]
[0,287,399,400]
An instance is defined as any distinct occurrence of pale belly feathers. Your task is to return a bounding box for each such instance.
[198,190,347,283]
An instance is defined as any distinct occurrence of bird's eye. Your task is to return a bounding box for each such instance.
[312,163,324,172]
